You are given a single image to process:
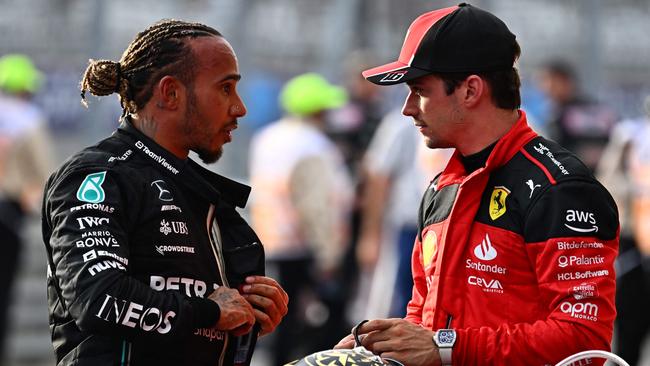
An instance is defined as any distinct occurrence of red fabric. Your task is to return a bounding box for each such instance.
[406,112,618,365]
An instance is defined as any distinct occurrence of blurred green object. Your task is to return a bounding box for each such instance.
[280,72,347,116]
[0,54,44,94]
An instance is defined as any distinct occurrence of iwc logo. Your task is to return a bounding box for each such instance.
[489,186,510,220]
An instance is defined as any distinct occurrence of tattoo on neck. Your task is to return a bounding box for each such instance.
[138,117,159,139]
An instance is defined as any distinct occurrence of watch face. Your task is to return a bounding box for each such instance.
[437,330,456,345]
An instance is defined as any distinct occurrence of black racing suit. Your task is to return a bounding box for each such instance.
[42,120,264,365]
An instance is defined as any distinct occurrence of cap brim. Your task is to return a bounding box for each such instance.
[362,61,431,85]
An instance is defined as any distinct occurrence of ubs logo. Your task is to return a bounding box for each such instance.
[151,180,174,202]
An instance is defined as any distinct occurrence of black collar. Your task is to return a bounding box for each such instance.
[115,118,251,208]
[460,141,497,174]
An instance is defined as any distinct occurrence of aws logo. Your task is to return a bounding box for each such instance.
[564,209,598,233]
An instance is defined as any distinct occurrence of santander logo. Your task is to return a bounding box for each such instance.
[473,234,497,261]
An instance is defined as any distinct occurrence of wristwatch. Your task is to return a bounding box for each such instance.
[433,329,456,366]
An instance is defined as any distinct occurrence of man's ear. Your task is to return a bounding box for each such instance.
[462,75,485,108]
[156,75,185,110]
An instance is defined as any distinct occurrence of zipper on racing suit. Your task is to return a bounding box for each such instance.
[206,204,229,366]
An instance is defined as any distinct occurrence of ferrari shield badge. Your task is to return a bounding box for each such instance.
[489,186,510,220]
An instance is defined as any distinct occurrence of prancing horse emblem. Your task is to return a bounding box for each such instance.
[489,186,510,220]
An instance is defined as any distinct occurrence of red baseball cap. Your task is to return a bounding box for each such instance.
[362,3,517,85]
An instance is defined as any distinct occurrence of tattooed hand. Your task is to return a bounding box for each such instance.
[208,287,255,336]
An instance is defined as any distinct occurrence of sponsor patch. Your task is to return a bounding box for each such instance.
[159,220,188,236]
[155,245,195,255]
[558,255,605,268]
[77,216,110,230]
[468,275,504,294]
[151,180,174,202]
[70,203,115,213]
[564,209,598,233]
[489,186,509,220]
[560,301,599,321]
[76,171,107,203]
[422,231,438,267]
[473,233,498,261]
[571,282,598,300]
[95,294,175,334]
[557,269,609,281]
[533,142,569,175]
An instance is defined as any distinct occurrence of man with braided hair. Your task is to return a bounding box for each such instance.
[42,19,287,365]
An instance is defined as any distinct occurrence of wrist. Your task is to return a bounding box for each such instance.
[433,329,456,366]
[189,297,221,328]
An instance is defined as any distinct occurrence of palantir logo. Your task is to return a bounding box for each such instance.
[473,234,497,261]
[77,171,107,203]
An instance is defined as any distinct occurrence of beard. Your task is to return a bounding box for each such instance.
[183,89,224,164]
[196,147,223,164]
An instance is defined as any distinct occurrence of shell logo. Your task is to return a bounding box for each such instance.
[422,230,438,267]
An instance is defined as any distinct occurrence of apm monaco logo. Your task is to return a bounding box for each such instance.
[379,71,407,83]
[560,301,599,322]
[473,234,497,261]
[564,209,598,233]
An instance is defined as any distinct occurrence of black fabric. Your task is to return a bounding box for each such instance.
[42,121,264,365]
[459,141,496,174]
[414,3,517,73]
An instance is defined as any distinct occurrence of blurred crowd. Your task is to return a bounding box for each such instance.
[1,3,650,366]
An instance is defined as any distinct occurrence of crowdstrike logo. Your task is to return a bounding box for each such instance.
[473,234,497,261]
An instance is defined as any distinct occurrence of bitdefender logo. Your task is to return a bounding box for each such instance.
[473,234,497,261]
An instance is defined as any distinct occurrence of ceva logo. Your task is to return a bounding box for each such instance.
[473,234,497,261]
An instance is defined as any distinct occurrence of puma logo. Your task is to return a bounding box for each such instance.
[526,179,541,198]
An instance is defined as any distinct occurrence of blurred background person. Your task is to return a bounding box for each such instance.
[597,95,650,366]
[248,73,353,366]
[355,107,452,319]
[537,59,618,172]
[0,54,52,362]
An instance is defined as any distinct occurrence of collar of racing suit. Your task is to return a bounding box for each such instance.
[115,117,252,208]
[436,110,538,189]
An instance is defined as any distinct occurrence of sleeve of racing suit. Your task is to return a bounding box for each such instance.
[45,166,220,340]
[453,179,619,365]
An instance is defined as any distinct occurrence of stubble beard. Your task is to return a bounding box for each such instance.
[184,89,223,165]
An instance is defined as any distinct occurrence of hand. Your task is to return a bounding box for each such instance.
[208,287,255,336]
[241,276,289,336]
[333,333,355,349]
[351,318,441,366]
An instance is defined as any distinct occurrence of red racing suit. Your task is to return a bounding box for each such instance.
[407,111,619,365]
